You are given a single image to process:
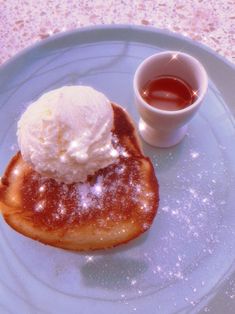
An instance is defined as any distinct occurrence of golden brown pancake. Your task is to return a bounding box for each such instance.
[0,104,159,251]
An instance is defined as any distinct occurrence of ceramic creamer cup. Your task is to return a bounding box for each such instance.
[133,51,208,147]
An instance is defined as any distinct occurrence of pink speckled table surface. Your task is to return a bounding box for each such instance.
[1,0,235,65]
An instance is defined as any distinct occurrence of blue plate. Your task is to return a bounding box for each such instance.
[0,25,235,314]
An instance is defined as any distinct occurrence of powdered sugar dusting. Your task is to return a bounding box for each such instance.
[77,183,93,212]
[105,129,232,307]
[90,175,103,197]
[21,133,156,230]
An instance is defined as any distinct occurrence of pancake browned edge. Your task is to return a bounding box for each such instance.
[0,103,159,251]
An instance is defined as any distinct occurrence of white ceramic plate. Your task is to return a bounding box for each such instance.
[0,25,235,314]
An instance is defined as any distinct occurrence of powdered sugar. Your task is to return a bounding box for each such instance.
[24,134,156,229]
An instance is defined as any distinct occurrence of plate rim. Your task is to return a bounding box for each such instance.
[0,24,234,73]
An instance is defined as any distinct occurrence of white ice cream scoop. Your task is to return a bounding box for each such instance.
[17,86,118,184]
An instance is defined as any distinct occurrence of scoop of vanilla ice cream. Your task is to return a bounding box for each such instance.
[17,86,118,184]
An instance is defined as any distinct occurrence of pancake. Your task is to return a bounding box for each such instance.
[0,104,159,251]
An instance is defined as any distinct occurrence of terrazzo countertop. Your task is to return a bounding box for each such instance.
[0,0,235,65]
